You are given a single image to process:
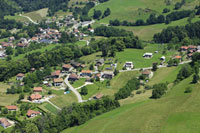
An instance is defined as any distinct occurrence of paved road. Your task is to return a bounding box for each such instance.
[119,60,192,73]
[19,14,39,25]
[64,75,83,103]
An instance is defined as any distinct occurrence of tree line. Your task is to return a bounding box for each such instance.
[154,21,200,43]
[13,96,120,133]
[109,10,194,26]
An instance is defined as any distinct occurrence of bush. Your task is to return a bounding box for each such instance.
[152,83,167,99]
[136,90,142,94]
[185,87,192,93]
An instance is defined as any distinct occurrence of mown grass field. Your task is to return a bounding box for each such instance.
[72,78,86,88]
[116,44,176,69]
[50,91,77,108]
[63,74,200,133]
[39,102,59,114]
[89,0,198,24]
[23,8,48,22]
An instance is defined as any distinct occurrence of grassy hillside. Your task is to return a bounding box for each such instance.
[63,75,200,133]
[89,0,198,23]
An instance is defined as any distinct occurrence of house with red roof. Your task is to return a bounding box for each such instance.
[81,70,92,77]
[51,70,61,78]
[33,87,43,92]
[6,105,17,111]
[29,94,42,101]
[16,73,25,81]
[27,110,41,118]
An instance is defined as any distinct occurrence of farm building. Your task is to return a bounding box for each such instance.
[102,71,114,79]
[53,78,63,86]
[29,94,42,101]
[81,70,92,77]
[6,105,17,111]
[68,73,79,81]
[27,110,41,118]
[16,73,25,81]
[0,118,12,129]
[33,87,43,92]
[142,70,154,79]
[143,53,153,58]
[124,62,134,70]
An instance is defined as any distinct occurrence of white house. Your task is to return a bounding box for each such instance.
[143,53,153,58]
[124,62,134,70]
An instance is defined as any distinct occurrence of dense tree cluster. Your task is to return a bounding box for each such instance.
[0,0,17,18]
[176,64,192,82]
[0,19,23,30]
[151,83,167,99]
[115,77,140,100]
[154,21,200,43]
[79,2,95,21]
[174,0,185,10]
[13,96,120,132]
[109,10,194,26]
[94,26,133,37]
[11,0,69,16]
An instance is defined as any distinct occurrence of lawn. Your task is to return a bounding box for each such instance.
[4,14,29,22]
[63,75,200,133]
[72,78,86,88]
[0,93,19,106]
[39,102,59,114]
[147,65,182,86]
[23,8,48,22]
[79,71,139,100]
[50,92,77,108]
[116,44,176,69]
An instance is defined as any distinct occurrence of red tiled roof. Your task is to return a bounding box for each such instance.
[69,73,78,79]
[16,73,25,77]
[0,118,11,127]
[51,70,61,76]
[53,78,63,83]
[62,64,72,69]
[188,45,197,49]
[142,70,151,75]
[30,94,42,100]
[6,105,17,110]
[180,46,188,49]
[81,70,92,74]
[175,56,181,59]
[33,87,43,92]
[27,109,40,117]
[95,93,104,99]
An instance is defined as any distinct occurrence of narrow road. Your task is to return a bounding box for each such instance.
[19,14,39,25]
[47,100,61,110]
[119,60,192,73]
[64,75,83,103]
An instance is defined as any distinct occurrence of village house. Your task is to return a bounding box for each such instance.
[68,73,79,81]
[175,56,182,61]
[16,73,25,81]
[124,62,134,70]
[51,70,61,78]
[0,118,12,129]
[143,53,153,58]
[93,93,104,100]
[26,110,41,118]
[102,71,114,79]
[70,60,81,68]
[180,46,188,52]
[188,45,197,51]
[1,42,13,48]
[81,70,92,77]
[6,105,17,111]
[8,36,15,42]
[62,64,72,72]
[160,56,166,61]
[16,43,28,48]
[142,70,154,79]
[95,58,104,66]
[33,87,43,92]
[53,78,63,86]
[29,94,42,101]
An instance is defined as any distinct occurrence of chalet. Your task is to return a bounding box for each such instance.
[8,37,15,42]
[95,59,104,66]
[93,93,104,99]
[81,64,86,68]
[160,56,166,60]
[175,56,182,61]
[124,62,134,70]
[51,70,61,78]
[0,118,12,129]
[102,71,114,79]
[62,64,72,72]
[31,37,39,42]
[1,42,13,48]
[81,70,92,77]
[68,73,79,81]
[30,68,35,72]
[187,53,193,58]
[143,53,153,58]
[29,94,42,101]
[26,110,41,118]
[53,78,63,86]
[16,73,25,81]
[6,105,17,111]
[33,87,43,92]
[180,46,188,51]
[70,60,81,68]
[188,45,197,50]
[142,70,153,79]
